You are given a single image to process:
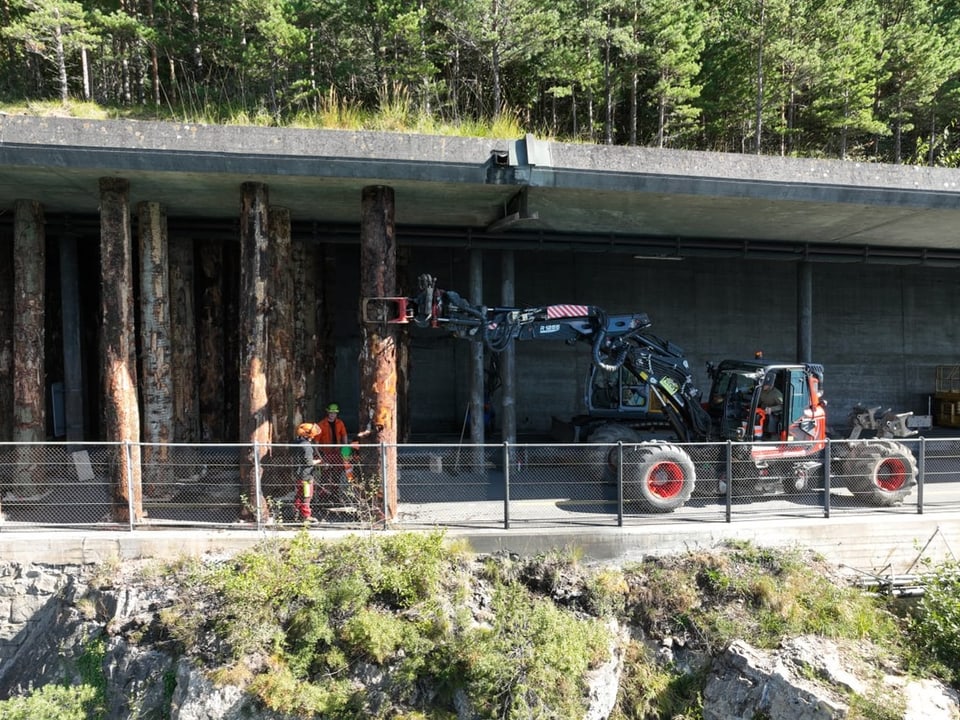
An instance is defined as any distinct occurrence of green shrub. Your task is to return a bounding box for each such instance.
[463,581,610,719]
[0,683,99,720]
[908,560,960,684]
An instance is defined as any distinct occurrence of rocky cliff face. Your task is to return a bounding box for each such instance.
[0,556,957,720]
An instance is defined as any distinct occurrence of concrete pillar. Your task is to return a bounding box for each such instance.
[238,181,272,521]
[798,261,812,363]
[469,249,485,445]
[500,251,516,444]
[99,178,143,522]
[137,202,173,495]
[59,234,85,441]
[359,185,398,520]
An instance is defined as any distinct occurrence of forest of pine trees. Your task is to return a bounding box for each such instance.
[2,0,960,165]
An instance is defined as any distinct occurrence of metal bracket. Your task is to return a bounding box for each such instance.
[486,187,539,233]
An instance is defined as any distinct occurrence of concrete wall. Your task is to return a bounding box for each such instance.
[331,247,960,436]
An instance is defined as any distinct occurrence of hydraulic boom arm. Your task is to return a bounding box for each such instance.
[363,273,713,441]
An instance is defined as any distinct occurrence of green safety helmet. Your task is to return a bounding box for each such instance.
[326,403,340,413]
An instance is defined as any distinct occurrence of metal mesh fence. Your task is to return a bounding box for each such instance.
[0,435,956,531]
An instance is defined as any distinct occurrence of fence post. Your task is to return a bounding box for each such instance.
[380,442,388,527]
[917,437,925,515]
[725,441,732,523]
[503,441,511,530]
[822,440,831,519]
[617,442,623,526]
[253,440,263,529]
[620,440,623,527]
[125,440,135,531]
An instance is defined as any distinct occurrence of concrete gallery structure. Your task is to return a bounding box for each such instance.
[1,115,960,454]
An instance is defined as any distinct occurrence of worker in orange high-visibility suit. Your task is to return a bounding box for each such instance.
[294,421,323,523]
[295,404,350,517]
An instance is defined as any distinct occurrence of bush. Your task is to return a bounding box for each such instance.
[0,684,99,720]
[908,560,960,685]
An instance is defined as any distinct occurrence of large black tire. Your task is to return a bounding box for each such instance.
[622,442,696,512]
[842,440,917,506]
[587,424,643,481]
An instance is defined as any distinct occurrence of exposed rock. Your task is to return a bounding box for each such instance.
[0,561,958,720]
[703,636,960,720]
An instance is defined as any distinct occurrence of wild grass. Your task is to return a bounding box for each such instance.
[0,94,530,140]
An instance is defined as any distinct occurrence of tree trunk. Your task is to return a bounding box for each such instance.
[196,239,225,441]
[754,0,765,155]
[54,10,68,104]
[359,185,398,521]
[267,206,294,442]
[0,226,13,443]
[291,238,319,426]
[169,237,198,441]
[238,182,271,521]
[12,199,45,498]
[318,244,336,404]
[99,178,142,523]
[137,201,173,496]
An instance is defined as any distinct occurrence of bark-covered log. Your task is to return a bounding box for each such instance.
[359,185,398,520]
[196,239,225,441]
[137,202,173,494]
[291,239,318,426]
[169,237,199,441]
[0,229,12,442]
[12,200,45,498]
[267,207,294,442]
[99,178,142,523]
[238,182,271,521]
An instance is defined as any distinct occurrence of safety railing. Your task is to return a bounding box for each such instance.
[0,436,957,531]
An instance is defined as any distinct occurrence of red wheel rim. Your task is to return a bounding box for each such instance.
[876,458,907,492]
[647,461,685,499]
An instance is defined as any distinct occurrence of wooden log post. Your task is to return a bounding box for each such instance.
[238,182,272,521]
[12,199,45,498]
[267,206,294,443]
[99,178,143,523]
[196,239,226,441]
[169,237,199,441]
[137,202,173,496]
[0,227,12,443]
[291,238,319,426]
[359,185,399,521]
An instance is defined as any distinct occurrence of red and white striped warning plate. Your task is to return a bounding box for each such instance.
[546,304,590,319]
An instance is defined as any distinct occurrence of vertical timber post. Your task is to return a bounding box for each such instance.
[359,185,398,521]
[268,206,294,442]
[239,182,272,521]
[169,237,199,440]
[13,199,45,497]
[0,227,12,443]
[137,201,173,495]
[292,237,319,426]
[99,178,143,523]
[196,240,226,441]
